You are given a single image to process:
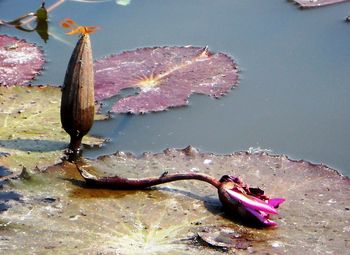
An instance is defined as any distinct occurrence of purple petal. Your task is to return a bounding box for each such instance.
[245,208,277,226]
[268,198,285,208]
[226,189,278,215]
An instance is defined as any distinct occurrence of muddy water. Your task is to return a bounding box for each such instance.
[1,0,350,175]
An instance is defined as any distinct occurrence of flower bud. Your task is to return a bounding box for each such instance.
[60,33,95,160]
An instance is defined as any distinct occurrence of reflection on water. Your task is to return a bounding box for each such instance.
[0,1,49,42]
[0,0,350,176]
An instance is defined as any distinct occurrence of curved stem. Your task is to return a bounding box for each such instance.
[78,166,221,189]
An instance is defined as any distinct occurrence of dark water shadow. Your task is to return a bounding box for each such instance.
[0,139,67,152]
[0,165,12,178]
[0,166,21,212]
[0,191,21,212]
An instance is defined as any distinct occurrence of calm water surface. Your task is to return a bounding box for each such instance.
[1,0,350,176]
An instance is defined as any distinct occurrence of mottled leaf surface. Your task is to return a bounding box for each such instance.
[94,46,238,113]
[0,86,104,173]
[1,147,349,254]
[293,0,349,7]
[0,35,44,85]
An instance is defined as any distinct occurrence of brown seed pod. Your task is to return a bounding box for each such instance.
[60,33,95,159]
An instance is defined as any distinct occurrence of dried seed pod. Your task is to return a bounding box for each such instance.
[60,33,94,160]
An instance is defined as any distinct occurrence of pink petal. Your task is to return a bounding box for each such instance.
[226,189,278,215]
[268,198,285,208]
[246,208,277,226]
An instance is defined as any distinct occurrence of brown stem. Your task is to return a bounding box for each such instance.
[69,136,83,152]
[78,167,221,190]
[65,136,83,162]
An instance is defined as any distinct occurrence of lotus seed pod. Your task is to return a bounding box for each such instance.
[60,33,95,159]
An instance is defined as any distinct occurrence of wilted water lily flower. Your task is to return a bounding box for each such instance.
[218,175,285,227]
[77,161,285,227]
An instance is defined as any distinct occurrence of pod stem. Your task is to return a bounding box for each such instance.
[66,136,83,161]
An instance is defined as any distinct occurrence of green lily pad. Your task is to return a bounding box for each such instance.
[1,147,349,254]
[0,85,104,173]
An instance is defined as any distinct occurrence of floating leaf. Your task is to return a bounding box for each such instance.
[293,0,349,8]
[0,35,44,85]
[0,86,104,173]
[94,46,238,113]
[1,147,349,254]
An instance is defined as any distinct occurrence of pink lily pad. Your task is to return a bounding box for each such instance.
[0,35,44,86]
[94,46,238,113]
[293,0,349,8]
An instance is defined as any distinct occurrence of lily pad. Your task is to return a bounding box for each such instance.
[0,85,104,173]
[293,0,349,8]
[0,35,44,85]
[1,147,349,254]
[94,46,238,113]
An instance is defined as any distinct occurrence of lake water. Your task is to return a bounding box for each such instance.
[1,0,350,176]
